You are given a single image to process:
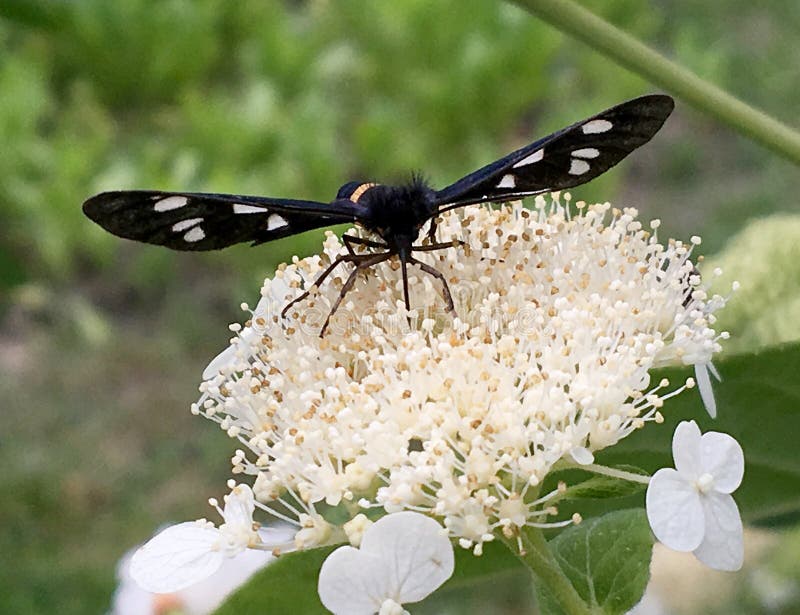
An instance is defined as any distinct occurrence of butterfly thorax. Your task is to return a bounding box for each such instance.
[338,177,437,247]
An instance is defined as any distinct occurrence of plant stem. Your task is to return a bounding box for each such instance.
[581,463,650,484]
[510,0,800,165]
[500,526,596,615]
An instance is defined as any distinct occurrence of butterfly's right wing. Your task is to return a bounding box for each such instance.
[83,191,360,251]
[434,94,674,209]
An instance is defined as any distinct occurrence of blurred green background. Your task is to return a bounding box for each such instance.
[1,0,798,613]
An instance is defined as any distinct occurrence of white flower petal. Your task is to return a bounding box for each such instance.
[318,546,390,615]
[570,446,594,465]
[258,524,297,548]
[202,344,238,380]
[129,522,224,593]
[223,484,255,526]
[693,492,744,571]
[317,513,454,615]
[671,420,702,480]
[694,363,717,418]
[700,431,744,493]
[645,468,704,551]
[360,512,454,604]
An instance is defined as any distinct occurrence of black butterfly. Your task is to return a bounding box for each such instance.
[84,94,674,335]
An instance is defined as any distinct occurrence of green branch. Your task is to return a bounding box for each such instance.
[511,0,800,165]
[500,527,598,615]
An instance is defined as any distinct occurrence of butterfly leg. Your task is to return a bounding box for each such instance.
[399,255,411,312]
[320,252,392,336]
[281,252,372,320]
[411,239,464,252]
[425,216,438,242]
[342,235,389,284]
[407,255,456,315]
[342,234,387,256]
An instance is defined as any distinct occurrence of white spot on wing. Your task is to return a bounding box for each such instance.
[172,218,203,232]
[569,159,591,175]
[571,147,600,159]
[154,196,188,212]
[581,119,613,134]
[233,203,269,214]
[513,149,544,168]
[183,227,205,243]
[267,214,288,231]
[496,174,516,189]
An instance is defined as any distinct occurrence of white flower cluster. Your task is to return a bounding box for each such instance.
[195,196,730,555]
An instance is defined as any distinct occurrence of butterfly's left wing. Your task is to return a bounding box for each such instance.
[434,94,674,209]
[83,191,359,251]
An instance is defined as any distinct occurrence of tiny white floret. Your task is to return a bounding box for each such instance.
[646,421,744,571]
[317,512,454,615]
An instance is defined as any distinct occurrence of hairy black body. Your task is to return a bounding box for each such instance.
[83,95,675,335]
[342,177,438,248]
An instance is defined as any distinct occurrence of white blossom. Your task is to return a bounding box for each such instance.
[646,420,744,571]
[317,512,454,615]
[110,542,281,615]
[196,197,730,553]
[129,484,293,593]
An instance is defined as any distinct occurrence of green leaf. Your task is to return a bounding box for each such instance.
[597,342,800,526]
[538,509,653,615]
[415,541,532,614]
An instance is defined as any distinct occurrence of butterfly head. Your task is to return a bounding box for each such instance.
[341,177,437,247]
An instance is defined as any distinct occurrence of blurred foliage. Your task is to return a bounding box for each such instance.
[1,0,568,290]
[1,0,799,614]
[706,213,800,355]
